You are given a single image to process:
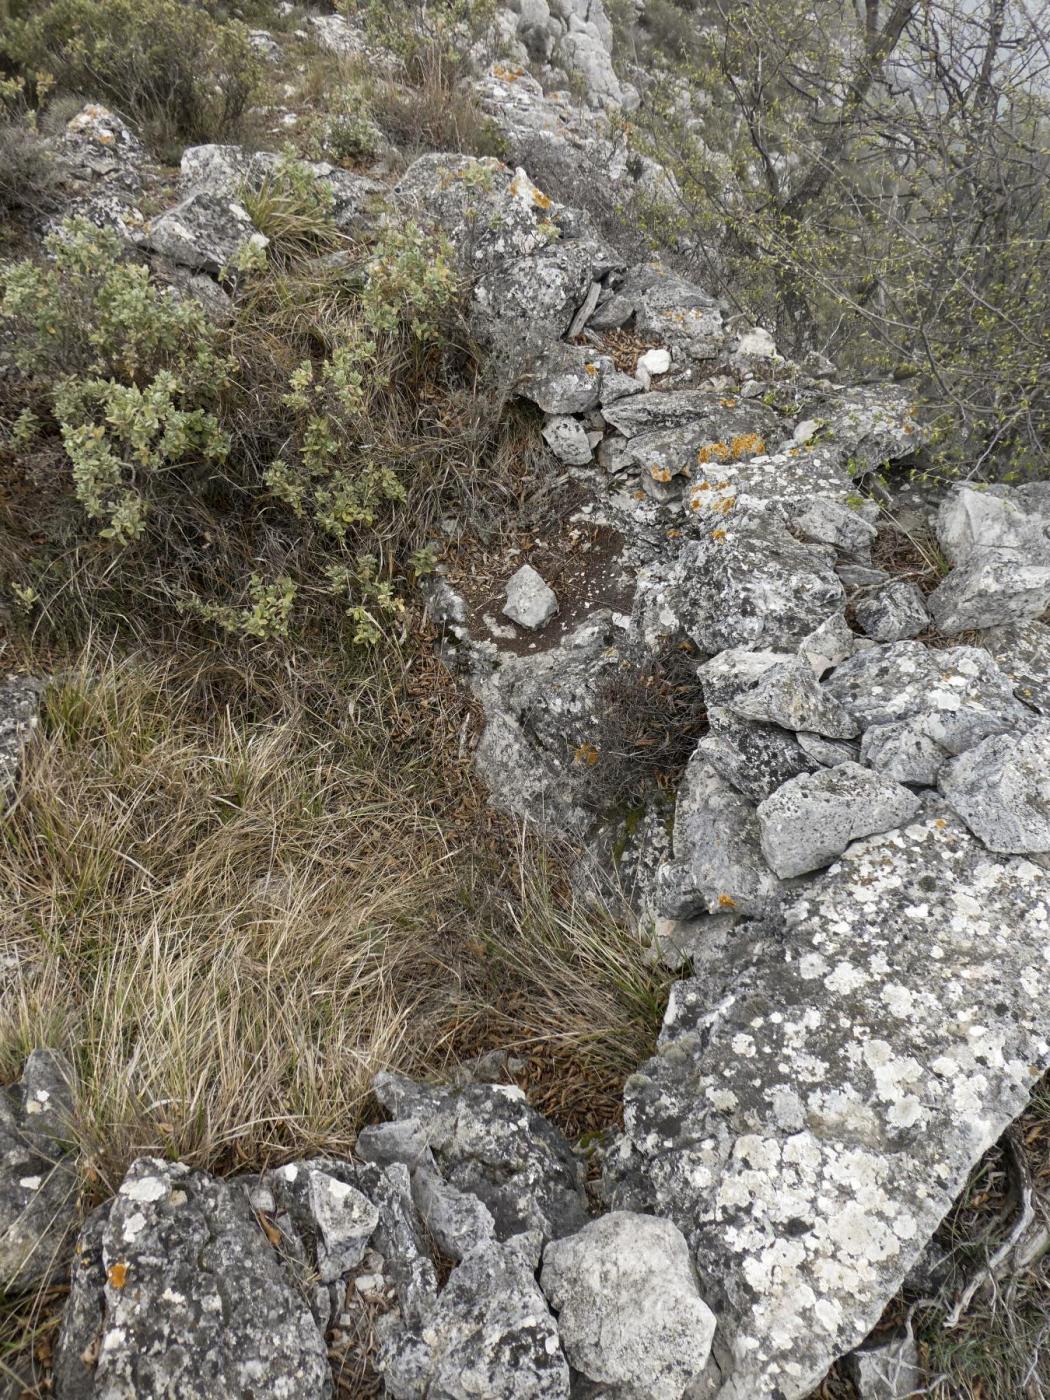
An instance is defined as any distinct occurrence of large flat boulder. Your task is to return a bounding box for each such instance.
[608,814,1050,1399]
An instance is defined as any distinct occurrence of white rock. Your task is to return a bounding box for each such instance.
[938,720,1050,854]
[636,346,671,377]
[542,414,593,465]
[541,1212,716,1399]
[757,761,921,877]
[503,564,559,631]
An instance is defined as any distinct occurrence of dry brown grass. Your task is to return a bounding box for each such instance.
[0,636,667,1201]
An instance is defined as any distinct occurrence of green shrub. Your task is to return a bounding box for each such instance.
[4,0,261,149]
[1,207,479,647]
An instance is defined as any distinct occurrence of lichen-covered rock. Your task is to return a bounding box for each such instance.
[0,1050,77,1292]
[0,675,41,805]
[936,484,1050,567]
[798,613,863,677]
[540,1211,716,1399]
[757,761,921,877]
[542,413,593,463]
[180,145,385,233]
[981,620,1050,715]
[520,343,604,412]
[264,1159,379,1284]
[393,155,621,364]
[146,191,267,274]
[54,105,147,237]
[655,752,783,916]
[796,497,877,556]
[608,815,1050,1400]
[699,710,815,803]
[825,641,1034,784]
[671,504,845,653]
[53,1158,332,1398]
[854,580,930,642]
[379,1231,569,1399]
[927,553,1050,634]
[728,657,858,739]
[938,721,1050,854]
[358,1074,588,1244]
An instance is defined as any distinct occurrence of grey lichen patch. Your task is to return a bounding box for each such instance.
[607,815,1050,1399]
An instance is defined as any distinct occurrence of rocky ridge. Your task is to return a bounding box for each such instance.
[2,7,1050,1399]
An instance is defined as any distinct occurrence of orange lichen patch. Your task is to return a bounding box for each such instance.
[710,528,727,540]
[584,362,599,376]
[574,742,600,766]
[698,442,731,466]
[633,489,646,500]
[730,433,766,459]
[718,893,737,909]
[666,528,681,539]
[492,64,526,81]
[107,1261,128,1289]
[720,398,737,409]
[531,186,552,210]
[935,817,948,829]
[649,464,673,483]
[258,1213,283,1247]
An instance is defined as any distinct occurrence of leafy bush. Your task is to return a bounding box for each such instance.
[4,0,261,149]
[0,188,492,647]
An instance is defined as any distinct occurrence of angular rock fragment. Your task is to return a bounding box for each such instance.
[928,554,1050,634]
[673,504,845,653]
[609,815,1050,1400]
[656,752,783,916]
[540,1211,716,1399]
[699,710,814,803]
[854,581,930,642]
[54,1157,332,1398]
[146,191,267,274]
[796,732,860,767]
[0,1050,77,1291]
[542,413,593,464]
[938,721,1050,854]
[379,1232,569,1400]
[503,563,558,630]
[266,1160,379,1284]
[798,613,861,677]
[359,1075,587,1245]
[981,620,1050,714]
[758,761,920,877]
[936,484,1050,567]
[824,642,1034,782]
[410,1155,496,1262]
[729,657,859,739]
[521,344,603,413]
[796,497,877,556]
[846,1334,923,1399]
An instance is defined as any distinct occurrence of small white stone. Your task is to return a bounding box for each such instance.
[503,564,558,631]
[637,346,671,377]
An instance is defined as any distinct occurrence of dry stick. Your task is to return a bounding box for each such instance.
[944,1127,1036,1329]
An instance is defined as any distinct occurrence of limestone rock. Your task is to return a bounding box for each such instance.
[504,563,559,630]
[928,552,1050,634]
[846,1335,923,1399]
[757,761,921,878]
[699,710,815,803]
[540,1211,716,1399]
[360,1075,588,1245]
[854,581,930,642]
[936,484,1050,567]
[146,191,267,274]
[981,620,1050,714]
[729,657,859,739]
[0,675,41,805]
[266,1160,379,1284]
[656,752,783,917]
[542,413,594,464]
[798,613,862,677]
[54,1157,332,1398]
[0,1050,77,1291]
[824,641,1034,784]
[521,344,603,413]
[410,1156,497,1262]
[796,497,877,556]
[180,145,385,233]
[938,721,1050,854]
[608,815,1050,1399]
[379,1232,569,1399]
[393,155,621,363]
[672,504,845,654]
